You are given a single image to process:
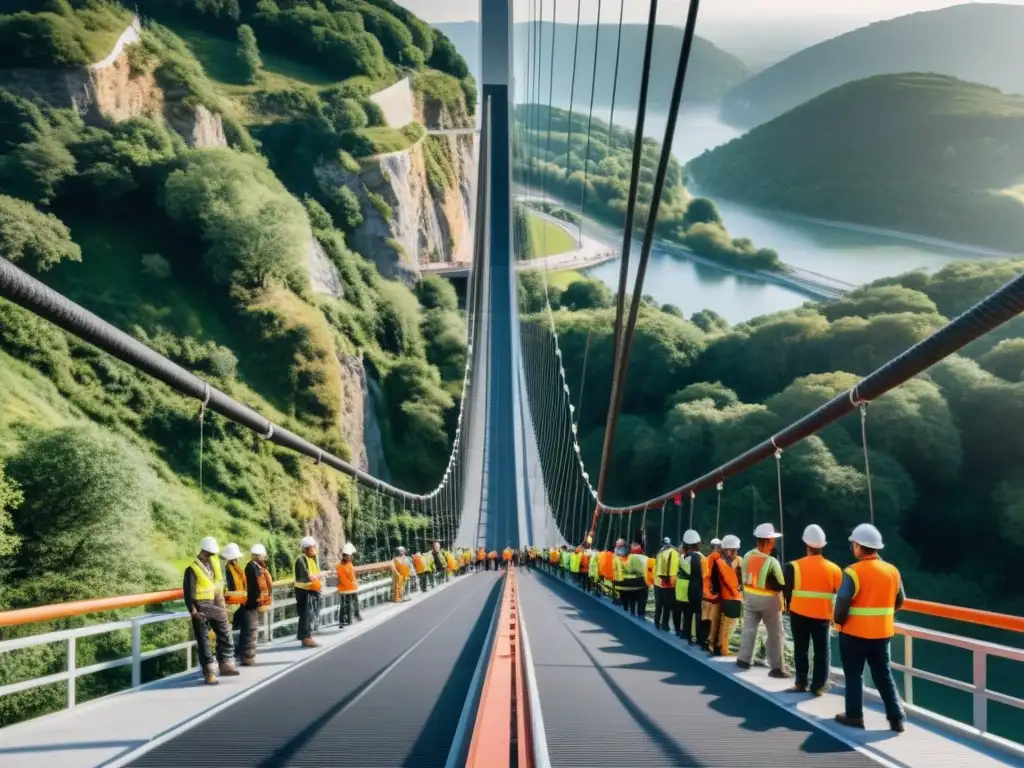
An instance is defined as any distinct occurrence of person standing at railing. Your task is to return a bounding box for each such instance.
[222,543,245,630]
[833,523,906,733]
[783,525,843,696]
[392,546,411,602]
[432,541,449,581]
[413,549,428,592]
[294,536,322,649]
[477,546,486,571]
[337,542,361,627]
[237,543,273,666]
[653,537,679,632]
[424,543,437,587]
[674,530,704,644]
[709,535,743,656]
[736,524,789,677]
[183,537,238,685]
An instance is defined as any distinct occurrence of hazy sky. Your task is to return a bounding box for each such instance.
[398,0,1024,25]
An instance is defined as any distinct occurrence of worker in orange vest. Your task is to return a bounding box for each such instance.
[578,548,591,592]
[487,549,498,570]
[337,541,362,626]
[502,546,513,569]
[700,541,723,651]
[834,524,906,733]
[784,524,842,696]
[222,542,246,624]
[413,549,427,593]
[737,523,788,676]
[476,546,486,572]
[708,535,743,655]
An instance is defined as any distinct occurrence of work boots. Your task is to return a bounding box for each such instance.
[302,638,318,648]
[203,667,219,686]
[219,660,240,677]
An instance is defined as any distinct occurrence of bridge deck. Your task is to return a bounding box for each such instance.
[520,571,1020,768]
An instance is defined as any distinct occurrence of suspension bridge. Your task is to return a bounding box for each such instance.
[1,0,1023,766]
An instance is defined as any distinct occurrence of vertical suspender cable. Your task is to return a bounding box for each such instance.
[576,0,603,249]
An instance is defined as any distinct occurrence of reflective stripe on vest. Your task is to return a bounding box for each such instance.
[840,556,900,639]
[655,548,678,587]
[742,550,781,596]
[294,554,321,591]
[225,561,247,605]
[789,555,842,620]
[190,556,221,603]
[676,551,704,600]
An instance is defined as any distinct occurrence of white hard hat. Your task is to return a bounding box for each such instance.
[398,546,406,552]
[849,523,884,550]
[199,536,220,554]
[221,543,241,561]
[710,538,722,546]
[300,536,316,550]
[251,543,268,557]
[342,542,356,555]
[682,529,701,545]
[753,522,782,539]
[663,537,672,545]
[720,534,741,550]
[802,524,827,548]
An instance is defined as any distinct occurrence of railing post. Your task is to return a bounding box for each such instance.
[972,648,987,733]
[903,634,914,706]
[131,617,142,689]
[67,636,76,710]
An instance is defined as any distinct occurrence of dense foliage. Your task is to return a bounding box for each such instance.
[692,74,1024,252]
[720,3,1024,127]
[513,103,782,272]
[519,259,1024,615]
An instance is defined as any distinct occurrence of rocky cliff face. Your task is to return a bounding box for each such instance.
[0,19,227,149]
[314,132,475,282]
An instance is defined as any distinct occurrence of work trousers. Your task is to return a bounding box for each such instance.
[419,573,430,592]
[653,587,675,630]
[339,592,361,625]
[235,606,259,663]
[840,634,905,724]
[738,593,785,670]
[791,612,831,690]
[673,599,699,642]
[192,600,234,670]
[295,589,321,641]
[392,573,408,602]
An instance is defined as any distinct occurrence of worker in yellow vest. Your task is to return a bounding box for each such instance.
[294,536,322,648]
[653,537,679,632]
[834,523,906,733]
[674,530,704,643]
[587,548,599,593]
[569,546,581,584]
[392,546,411,602]
[237,543,273,665]
[784,524,843,696]
[424,543,437,587]
[431,541,448,582]
[736,523,789,677]
[184,537,237,685]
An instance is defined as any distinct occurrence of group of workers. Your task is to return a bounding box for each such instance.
[527,520,906,733]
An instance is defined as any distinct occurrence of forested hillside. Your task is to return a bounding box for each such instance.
[720,3,1024,128]
[0,0,474,724]
[690,74,1024,253]
[519,258,1024,616]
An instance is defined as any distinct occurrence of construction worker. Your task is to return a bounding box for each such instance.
[237,543,273,665]
[737,523,788,677]
[834,523,906,733]
[488,548,498,570]
[476,546,486,572]
[700,538,723,651]
[587,547,599,593]
[784,524,843,696]
[628,539,649,617]
[431,541,448,581]
[413,549,428,592]
[337,542,361,626]
[578,547,590,590]
[503,545,513,569]
[221,543,245,636]
[709,538,722,554]
[674,530,704,643]
[392,546,411,602]
[653,537,679,632]
[710,534,743,656]
[294,536,322,648]
[183,537,237,685]
[424,542,437,587]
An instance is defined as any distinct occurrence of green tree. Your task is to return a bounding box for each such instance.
[978,338,1024,382]
[0,460,22,560]
[0,133,76,205]
[561,278,613,311]
[416,275,458,311]
[236,24,262,83]
[0,194,81,271]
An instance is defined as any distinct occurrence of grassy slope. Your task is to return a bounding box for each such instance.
[527,211,576,258]
[690,73,1024,251]
[72,2,133,60]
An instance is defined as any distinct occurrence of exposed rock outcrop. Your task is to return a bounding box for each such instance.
[306,478,347,566]
[414,91,474,131]
[307,234,344,299]
[370,77,414,129]
[314,133,475,282]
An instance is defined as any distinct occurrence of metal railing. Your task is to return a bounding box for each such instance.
[0,563,398,720]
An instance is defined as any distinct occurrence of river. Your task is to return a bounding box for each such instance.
[561,105,1004,323]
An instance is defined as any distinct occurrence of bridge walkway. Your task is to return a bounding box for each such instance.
[518,571,1020,768]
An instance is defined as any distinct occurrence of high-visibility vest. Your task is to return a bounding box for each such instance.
[589,553,599,580]
[840,555,900,640]
[715,555,742,601]
[190,556,221,603]
[425,553,435,572]
[253,561,273,611]
[294,554,321,592]
[490,551,499,560]
[337,561,358,593]
[549,550,559,564]
[702,551,722,600]
[413,553,425,574]
[676,551,704,601]
[579,552,590,571]
[446,552,457,571]
[570,552,581,572]
[742,549,783,597]
[394,557,411,578]
[789,555,842,620]
[477,548,486,561]
[598,551,614,581]
[655,547,679,587]
[613,555,629,582]
[628,553,648,580]
[225,561,247,605]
